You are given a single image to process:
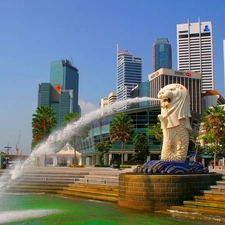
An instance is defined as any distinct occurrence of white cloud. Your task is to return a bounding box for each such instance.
[79,98,98,116]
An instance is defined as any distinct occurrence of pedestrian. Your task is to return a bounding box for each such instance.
[110,158,113,168]
[3,159,7,169]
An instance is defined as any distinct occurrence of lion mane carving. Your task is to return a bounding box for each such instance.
[158,84,192,162]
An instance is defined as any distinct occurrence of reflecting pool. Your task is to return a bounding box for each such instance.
[0,194,216,225]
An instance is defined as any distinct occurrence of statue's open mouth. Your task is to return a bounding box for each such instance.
[163,98,171,103]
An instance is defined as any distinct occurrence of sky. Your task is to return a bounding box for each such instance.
[0,0,225,155]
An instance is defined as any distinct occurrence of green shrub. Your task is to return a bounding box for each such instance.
[68,164,84,168]
[119,165,132,168]
[94,164,110,167]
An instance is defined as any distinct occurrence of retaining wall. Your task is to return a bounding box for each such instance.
[118,173,221,211]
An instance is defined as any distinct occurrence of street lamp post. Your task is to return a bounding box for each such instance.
[4,143,12,155]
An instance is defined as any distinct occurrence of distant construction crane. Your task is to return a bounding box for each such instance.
[16,130,21,156]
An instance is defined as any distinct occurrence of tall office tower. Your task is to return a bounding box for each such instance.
[177,19,214,92]
[117,47,142,110]
[38,83,74,126]
[50,59,80,114]
[152,38,172,72]
[223,40,225,96]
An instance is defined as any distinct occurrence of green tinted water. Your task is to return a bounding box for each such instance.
[0,194,216,225]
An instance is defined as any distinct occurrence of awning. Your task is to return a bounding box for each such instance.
[56,142,81,156]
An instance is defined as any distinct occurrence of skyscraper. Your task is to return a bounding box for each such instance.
[177,19,214,92]
[38,83,74,126]
[50,59,80,113]
[152,38,172,72]
[116,47,142,110]
[38,59,80,126]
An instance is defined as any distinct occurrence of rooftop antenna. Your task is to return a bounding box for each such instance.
[71,57,74,66]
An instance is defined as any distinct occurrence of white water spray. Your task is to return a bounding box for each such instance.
[0,97,158,191]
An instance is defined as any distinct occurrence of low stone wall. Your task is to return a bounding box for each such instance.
[118,173,221,211]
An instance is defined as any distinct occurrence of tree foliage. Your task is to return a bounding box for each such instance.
[148,120,163,143]
[110,113,134,165]
[95,138,112,165]
[32,106,57,148]
[200,106,225,166]
[63,112,80,126]
[132,133,149,162]
[189,124,202,160]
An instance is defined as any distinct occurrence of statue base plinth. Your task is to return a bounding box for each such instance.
[133,160,208,174]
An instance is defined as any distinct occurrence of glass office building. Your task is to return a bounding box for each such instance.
[152,38,172,72]
[38,59,80,127]
[117,49,142,110]
[50,59,80,113]
[76,106,161,165]
[38,83,73,126]
[130,82,150,108]
[76,104,201,166]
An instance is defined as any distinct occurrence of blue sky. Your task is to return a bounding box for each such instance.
[0,0,225,155]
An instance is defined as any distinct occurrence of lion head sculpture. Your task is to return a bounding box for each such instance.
[158,83,192,131]
[157,84,192,161]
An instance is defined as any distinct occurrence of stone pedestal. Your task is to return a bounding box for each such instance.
[118,173,221,211]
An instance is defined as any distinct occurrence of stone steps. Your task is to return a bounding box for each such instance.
[166,172,225,223]
[168,206,225,223]
[1,168,88,194]
[0,167,121,202]
[76,175,118,186]
[195,193,225,201]
[6,182,68,194]
[183,200,225,209]
[14,176,83,183]
[57,183,118,202]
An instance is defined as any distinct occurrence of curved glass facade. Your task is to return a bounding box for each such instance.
[77,106,161,156]
[76,105,201,165]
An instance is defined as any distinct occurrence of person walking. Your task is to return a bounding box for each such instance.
[3,159,7,169]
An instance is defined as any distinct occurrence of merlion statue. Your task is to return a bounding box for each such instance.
[158,84,192,162]
[134,83,208,173]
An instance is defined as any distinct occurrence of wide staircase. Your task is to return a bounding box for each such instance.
[167,173,225,223]
[55,168,126,202]
[0,167,131,202]
[1,167,89,194]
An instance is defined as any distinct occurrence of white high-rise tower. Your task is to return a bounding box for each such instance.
[177,18,214,92]
[116,45,142,110]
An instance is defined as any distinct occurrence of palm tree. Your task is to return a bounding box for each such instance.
[201,106,225,167]
[148,121,163,141]
[189,124,201,161]
[63,112,80,126]
[148,120,163,149]
[32,106,57,148]
[133,133,149,162]
[95,138,112,166]
[63,112,80,164]
[110,113,134,165]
